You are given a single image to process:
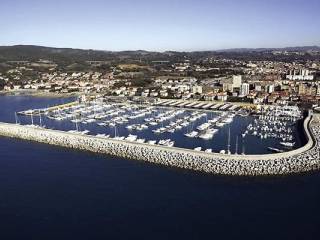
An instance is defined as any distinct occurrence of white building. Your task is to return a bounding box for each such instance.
[239,83,250,96]
[192,85,203,94]
[286,69,314,81]
[267,84,275,93]
[232,75,242,88]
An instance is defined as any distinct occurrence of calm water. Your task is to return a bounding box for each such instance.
[14,97,304,154]
[0,95,320,240]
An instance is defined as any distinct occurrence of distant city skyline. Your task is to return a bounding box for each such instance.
[1,0,320,51]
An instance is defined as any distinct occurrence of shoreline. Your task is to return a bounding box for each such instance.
[0,90,80,98]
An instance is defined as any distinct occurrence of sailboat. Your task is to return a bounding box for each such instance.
[30,111,34,126]
[14,112,19,124]
[241,136,246,155]
[235,136,238,155]
[227,127,231,155]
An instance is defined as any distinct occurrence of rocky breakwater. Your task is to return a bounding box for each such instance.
[0,113,318,176]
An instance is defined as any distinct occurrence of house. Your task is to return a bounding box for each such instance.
[204,92,217,101]
[217,92,228,101]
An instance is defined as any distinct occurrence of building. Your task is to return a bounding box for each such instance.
[192,85,203,94]
[232,75,242,88]
[267,84,275,94]
[286,69,314,81]
[217,92,228,101]
[239,83,250,97]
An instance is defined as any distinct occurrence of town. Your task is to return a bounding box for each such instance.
[0,46,320,111]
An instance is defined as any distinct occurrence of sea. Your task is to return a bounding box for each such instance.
[0,94,320,240]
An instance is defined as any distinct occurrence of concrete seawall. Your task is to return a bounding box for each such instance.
[0,114,319,176]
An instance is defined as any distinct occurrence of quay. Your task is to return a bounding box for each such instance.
[0,113,319,176]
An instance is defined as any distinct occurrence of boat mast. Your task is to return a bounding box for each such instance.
[242,137,245,155]
[39,110,42,127]
[227,127,231,154]
[235,135,238,155]
[75,115,79,132]
[15,112,18,124]
[31,111,34,125]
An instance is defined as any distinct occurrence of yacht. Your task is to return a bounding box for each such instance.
[280,142,295,148]
[184,131,198,138]
[147,140,157,145]
[125,134,137,142]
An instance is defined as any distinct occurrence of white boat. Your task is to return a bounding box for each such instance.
[147,140,157,145]
[184,131,198,138]
[86,119,96,123]
[109,122,116,127]
[194,147,202,151]
[167,128,175,133]
[216,122,226,127]
[114,136,125,140]
[136,138,145,143]
[125,134,137,142]
[199,132,213,140]
[205,149,212,153]
[126,125,134,130]
[280,142,295,147]
[197,123,210,131]
[158,139,174,147]
[96,134,106,137]
[75,130,89,135]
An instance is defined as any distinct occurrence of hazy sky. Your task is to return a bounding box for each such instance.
[1,0,320,51]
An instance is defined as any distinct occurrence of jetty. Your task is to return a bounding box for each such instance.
[0,112,319,176]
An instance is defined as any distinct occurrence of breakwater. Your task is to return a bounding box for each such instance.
[0,113,319,176]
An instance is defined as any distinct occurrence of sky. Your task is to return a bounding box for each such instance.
[1,0,320,51]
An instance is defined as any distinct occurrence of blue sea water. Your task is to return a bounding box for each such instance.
[9,95,304,154]
[0,95,320,240]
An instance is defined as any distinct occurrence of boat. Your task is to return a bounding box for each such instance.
[125,134,137,142]
[205,149,212,153]
[216,122,226,127]
[96,134,106,137]
[184,131,198,138]
[126,125,134,130]
[194,147,202,151]
[114,136,125,140]
[158,139,175,147]
[197,123,210,131]
[198,128,217,140]
[280,142,295,148]
[268,147,284,153]
[136,138,145,143]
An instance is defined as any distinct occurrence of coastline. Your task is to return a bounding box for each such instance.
[0,89,80,98]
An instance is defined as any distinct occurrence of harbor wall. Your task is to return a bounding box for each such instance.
[0,114,318,176]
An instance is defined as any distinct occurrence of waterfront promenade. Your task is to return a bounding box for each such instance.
[0,113,319,176]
